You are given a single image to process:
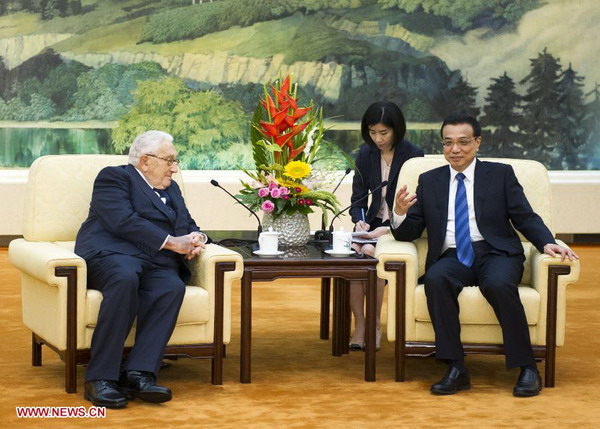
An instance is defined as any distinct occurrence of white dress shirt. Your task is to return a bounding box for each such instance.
[391,160,484,251]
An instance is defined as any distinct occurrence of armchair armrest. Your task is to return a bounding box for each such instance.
[375,234,419,283]
[529,239,580,347]
[8,238,88,349]
[187,244,243,344]
[188,243,244,293]
[374,234,420,343]
[530,239,580,292]
[8,239,86,284]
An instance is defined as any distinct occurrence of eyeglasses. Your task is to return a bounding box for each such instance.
[441,137,478,148]
[145,154,180,166]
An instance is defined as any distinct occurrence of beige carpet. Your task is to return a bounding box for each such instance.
[0,246,598,428]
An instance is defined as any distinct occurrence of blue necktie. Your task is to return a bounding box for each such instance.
[454,173,475,267]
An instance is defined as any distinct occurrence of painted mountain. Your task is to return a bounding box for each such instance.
[0,0,598,169]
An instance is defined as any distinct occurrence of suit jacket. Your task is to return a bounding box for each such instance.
[350,140,424,224]
[391,159,555,271]
[75,164,201,281]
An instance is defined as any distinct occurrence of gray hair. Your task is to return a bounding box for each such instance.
[128,130,174,166]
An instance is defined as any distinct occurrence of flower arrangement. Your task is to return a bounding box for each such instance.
[238,75,340,223]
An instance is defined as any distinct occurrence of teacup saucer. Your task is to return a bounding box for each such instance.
[324,249,355,256]
[253,249,285,256]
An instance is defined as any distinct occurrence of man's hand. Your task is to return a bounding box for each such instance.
[394,184,417,216]
[543,243,579,261]
[164,233,206,260]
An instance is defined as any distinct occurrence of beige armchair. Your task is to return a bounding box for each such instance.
[375,157,580,387]
[8,155,243,393]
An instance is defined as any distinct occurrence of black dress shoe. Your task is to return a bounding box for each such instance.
[119,370,172,403]
[430,366,471,395]
[349,342,364,351]
[84,380,128,409]
[513,368,542,397]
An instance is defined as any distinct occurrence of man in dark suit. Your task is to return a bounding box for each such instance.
[391,113,577,397]
[75,130,208,408]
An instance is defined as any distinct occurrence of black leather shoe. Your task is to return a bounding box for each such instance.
[119,370,172,403]
[349,343,364,351]
[513,368,542,397]
[430,366,471,395]
[84,380,128,409]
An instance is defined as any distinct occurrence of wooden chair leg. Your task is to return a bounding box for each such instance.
[211,353,223,385]
[545,350,555,388]
[544,265,569,388]
[32,334,42,366]
[384,261,406,382]
[65,352,77,393]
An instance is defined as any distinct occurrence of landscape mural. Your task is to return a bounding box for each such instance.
[1,0,599,170]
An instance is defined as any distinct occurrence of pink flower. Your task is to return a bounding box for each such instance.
[258,188,270,198]
[279,187,289,195]
[268,182,278,190]
[282,195,290,200]
[261,200,275,213]
[295,187,302,193]
[298,198,305,206]
[270,187,281,198]
[305,198,313,206]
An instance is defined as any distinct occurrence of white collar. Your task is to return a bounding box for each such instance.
[449,158,477,182]
[133,166,154,189]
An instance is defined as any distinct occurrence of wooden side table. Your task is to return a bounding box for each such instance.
[230,242,378,383]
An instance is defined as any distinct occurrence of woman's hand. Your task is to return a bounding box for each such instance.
[355,220,370,232]
[362,226,389,239]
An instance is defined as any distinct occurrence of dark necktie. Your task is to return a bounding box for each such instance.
[153,188,172,208]
[455,173,475,267]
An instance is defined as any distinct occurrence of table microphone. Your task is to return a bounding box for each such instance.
[321,167,352,230]
[210,179,262,235]
[314,180,388,242]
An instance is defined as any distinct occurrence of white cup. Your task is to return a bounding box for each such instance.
[258,229,280,253]
[332,230,352,253]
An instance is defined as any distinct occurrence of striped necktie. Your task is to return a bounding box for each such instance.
[455,173,475,267]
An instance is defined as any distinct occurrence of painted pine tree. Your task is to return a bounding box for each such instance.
[480,72,523,158]
[557,64,587,169]
[448,75,480,117]
[520,48,563,168]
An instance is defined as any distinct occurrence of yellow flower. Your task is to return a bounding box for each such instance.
[284,161,311,180]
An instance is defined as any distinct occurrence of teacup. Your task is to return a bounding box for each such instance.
[258,228,280,253]
[332,230,352,253]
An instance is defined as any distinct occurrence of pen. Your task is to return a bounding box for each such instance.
[361,208,366,222]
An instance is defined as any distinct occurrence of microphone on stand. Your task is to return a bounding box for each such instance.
[314,180,388,242]
[321,167,352,230]
[210,179,262,235]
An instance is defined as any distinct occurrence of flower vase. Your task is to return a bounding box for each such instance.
[263,212,310,246]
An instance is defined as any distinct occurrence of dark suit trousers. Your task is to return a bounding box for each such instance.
[423,241,536,369]
[84,251,186,382]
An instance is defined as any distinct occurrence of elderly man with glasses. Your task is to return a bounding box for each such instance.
[391,113,577,397]
[75,130,208,408]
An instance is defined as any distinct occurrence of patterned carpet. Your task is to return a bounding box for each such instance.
[1,246,598,428]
